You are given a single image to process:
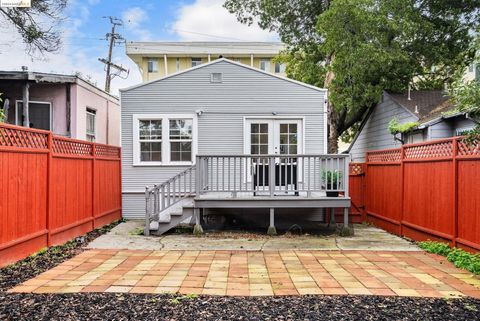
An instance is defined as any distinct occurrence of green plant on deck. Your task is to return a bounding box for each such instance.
[388,118,419,135]
[322,170,343,186]
[129,226,144,236]
[418,241,480,275]
[0,94,4,122]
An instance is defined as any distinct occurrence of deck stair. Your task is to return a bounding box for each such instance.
[149,198,194,235]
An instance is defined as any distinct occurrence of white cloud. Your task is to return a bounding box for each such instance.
[171,0,278,41]
[122,7,151,41]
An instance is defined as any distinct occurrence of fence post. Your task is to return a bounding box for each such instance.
[452,138,458,247]
[46,132,53,246]
[92,143,96,229]
[399,145,405,237]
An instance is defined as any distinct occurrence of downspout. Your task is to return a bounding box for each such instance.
[66,83,71,137]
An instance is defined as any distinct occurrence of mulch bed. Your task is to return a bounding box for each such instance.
[0,293,479,320]
[0,220,122,292]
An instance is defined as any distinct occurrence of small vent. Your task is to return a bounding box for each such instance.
[210,73,223,83]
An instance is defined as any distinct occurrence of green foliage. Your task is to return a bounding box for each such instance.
[129,227,144,236]
[0,108,4,123]
[322,170,343,185]
[388,118,419,135]
[169,293,198,304]
[419,241,480,275]
[0,0,67,54]
[225,0,480,152]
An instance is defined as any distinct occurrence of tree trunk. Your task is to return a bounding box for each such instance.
[328,118,340,153]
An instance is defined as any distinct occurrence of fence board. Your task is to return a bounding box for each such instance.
[0,123,121,267]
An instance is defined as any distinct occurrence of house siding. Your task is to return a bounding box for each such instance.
[121,60,326,219]
[349,93,418,162]
[428,121,452,140]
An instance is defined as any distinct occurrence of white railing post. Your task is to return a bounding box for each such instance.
[144,187,150,236]
[269,156,275,197]
[343,156,349,197]
[195,155,201,196]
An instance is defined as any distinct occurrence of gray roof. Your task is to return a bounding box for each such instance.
[126,41,285,56]
[387,90,455,123]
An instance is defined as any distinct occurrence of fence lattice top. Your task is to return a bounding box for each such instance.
[349,163,365,175]
[457,139,480,157]
[96,144,121,158]
[366,149,402,162]
[404,141,453,159]
[0,125,48,149]
[1,123,120,159]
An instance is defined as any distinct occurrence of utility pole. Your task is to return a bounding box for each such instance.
[99,16,129,93]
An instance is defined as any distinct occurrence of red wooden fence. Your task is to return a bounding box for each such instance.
[358,137,480,252]
[0,123,121,267]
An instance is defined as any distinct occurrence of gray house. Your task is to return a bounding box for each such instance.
[348,90,477,162]
[120,58,351,235]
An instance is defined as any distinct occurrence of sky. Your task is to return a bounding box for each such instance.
[0,0,278,95]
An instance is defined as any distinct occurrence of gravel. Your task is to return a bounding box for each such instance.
[0,220,122,291]
[0,293,479,321]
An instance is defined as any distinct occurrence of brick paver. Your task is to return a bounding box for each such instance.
[9,250,480,298]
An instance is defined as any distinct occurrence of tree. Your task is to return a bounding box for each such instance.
[225,0,480,152]
[0,0,67,54]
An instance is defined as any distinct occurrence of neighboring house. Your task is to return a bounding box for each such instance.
[348,90,477,162]
[120,58,351,235]
[464,62,479,82]
[0,71,121,146]
[126,41,286,82]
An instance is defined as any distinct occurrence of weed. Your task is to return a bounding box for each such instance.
[418,241,480,275]
[169,293,198,304]
[129,227,144,236]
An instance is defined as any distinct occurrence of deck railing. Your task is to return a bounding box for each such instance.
[195,154,349,197]
[145,165,196,235]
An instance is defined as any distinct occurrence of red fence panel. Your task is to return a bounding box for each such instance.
[0,123,121,267]
[361,137,480,252]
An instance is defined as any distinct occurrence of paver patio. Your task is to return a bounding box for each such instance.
[9,249,480,298]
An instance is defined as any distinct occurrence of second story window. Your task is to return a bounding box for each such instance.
[86,108,96,142]
[260,59,270,72]
[191,58,202,67]
[275,62,286,73]
[147,58,158,73]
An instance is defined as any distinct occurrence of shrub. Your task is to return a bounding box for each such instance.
[388,118,419,135]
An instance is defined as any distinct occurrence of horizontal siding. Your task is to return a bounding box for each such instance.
[428,122,452,140]
[350,94,417,162]
[121,61,326,218]
[122,193,146,220]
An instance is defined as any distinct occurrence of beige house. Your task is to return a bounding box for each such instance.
[126,42,286,82]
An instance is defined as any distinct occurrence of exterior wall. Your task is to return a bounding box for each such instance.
[0,81,69,136]
[451,117,477,135]
[121,60,326,219]
[71,82,121,146]
[428,121,452,140]
[349,93,418,162]
[140,56,285,82]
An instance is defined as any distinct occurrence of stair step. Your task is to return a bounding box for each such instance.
[170,211,183,216]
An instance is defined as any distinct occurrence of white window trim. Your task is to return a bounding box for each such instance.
[133,114,197,166]
[15,100,53,130]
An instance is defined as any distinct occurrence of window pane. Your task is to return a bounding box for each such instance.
[280,134,288,144]
[280,124,288,133]
[289,134,297,144]
[289,124,297,133]
[290,145,297,154]
[260,145,268,154]
[260,134,268,144]
[170,119,192,139]
[140,142,162,162]
[259,124,268,133]
[170,142,192,162]
[251,145,259,154]
[251,134,259,144]
[251,123,258,133]
[139,120,162,140]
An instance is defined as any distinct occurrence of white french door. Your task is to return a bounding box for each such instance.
[245,118,303,156]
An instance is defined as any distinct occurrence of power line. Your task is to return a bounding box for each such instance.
[98,16,129,93]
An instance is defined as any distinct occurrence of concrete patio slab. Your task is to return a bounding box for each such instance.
[9,249,480,298]
[86,221,420,252]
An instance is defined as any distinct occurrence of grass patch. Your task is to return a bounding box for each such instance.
[129,227,144,236]
[418,241,480,275]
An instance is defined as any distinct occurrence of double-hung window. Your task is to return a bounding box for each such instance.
[86,108,96,142]
[139,119,162,162]
[260,59,270,71]
[169,119,193,162]
[147,58,158,73]
[134,115,195,165]
[191,58,202,67]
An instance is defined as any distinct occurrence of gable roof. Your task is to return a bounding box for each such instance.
[120,58,327,93]
[387,90,455,123]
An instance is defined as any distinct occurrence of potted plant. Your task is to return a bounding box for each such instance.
[322,170,343,197]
